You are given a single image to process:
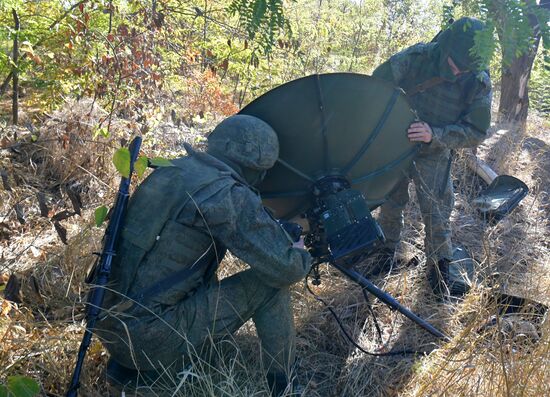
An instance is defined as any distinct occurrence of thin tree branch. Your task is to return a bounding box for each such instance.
[12,9,20,127]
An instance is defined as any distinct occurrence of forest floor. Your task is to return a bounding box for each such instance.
[0,98,549,397]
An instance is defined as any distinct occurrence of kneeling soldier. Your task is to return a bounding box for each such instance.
[96,115,311,396]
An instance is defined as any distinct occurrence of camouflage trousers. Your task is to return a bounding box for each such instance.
[378,149,454,262]
[98,269,295,374]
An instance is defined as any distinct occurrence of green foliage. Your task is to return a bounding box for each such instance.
[458,0,550,66]
[93,127,110,139]
[112,147,130,178]
[442,4,456,28]
[530,48,550,115]
[228,0,287,53]
[94,205,108,227]
[0,376,40,397]
[445,0,549,116]
[113,149,170,179]
[471,18,497,71]
[134,156,149,178]
[1,0,547,134]
[0,0,448,123]
[149,157,173,168]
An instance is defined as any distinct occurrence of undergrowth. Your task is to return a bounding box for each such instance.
[0,103,549,396]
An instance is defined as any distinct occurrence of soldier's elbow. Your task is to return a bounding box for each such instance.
[270,255,311,287]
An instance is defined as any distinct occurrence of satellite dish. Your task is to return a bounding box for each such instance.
[240,73,449,341]
[240,73,419,220]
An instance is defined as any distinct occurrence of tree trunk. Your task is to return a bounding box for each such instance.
[498,0,550,128]
[12,9,20,126]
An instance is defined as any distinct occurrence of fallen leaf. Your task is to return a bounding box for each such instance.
[1,299,13,316]
[51,210,75,222]
[0,223,10,241]
[1,169,11,191]
[36,192,49,217]
[4,274,21,303]
[14,204,25,224]
[53,221,68,244]
[0,136,11,148]
[66,183,83,215]
[23,275,43,305]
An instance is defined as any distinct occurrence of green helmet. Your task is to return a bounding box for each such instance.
[437,17,486,78]
[207,115,279,184]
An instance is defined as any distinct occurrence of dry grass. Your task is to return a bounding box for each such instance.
[0,108,549,397]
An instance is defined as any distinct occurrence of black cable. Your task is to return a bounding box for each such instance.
[305,271,429,357]
[361,287,383,344]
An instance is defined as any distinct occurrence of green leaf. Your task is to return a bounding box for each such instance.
[149,157,173,167]
[7,376,40,397]
[0,384,8,397]
[94,205,108,227]
[134,156,148,178]
[113,148,130,178]
[93,127,109,138]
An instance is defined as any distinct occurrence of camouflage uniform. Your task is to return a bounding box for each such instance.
[372,17,492,264]
[97,116,311,386]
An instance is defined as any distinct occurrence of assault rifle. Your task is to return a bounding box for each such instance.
[66,137,142,397]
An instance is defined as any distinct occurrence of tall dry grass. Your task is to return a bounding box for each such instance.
[0,109,548,396]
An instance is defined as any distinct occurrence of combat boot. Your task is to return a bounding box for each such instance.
[266,372,303,397]
[106,358,162,391]
[427,258,470,300]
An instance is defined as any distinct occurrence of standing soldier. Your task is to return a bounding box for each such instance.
[96,115,311,396]
[371,17,492,297]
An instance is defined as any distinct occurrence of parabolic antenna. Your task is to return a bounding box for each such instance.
[240,73,419,220]
[240,73,450,341]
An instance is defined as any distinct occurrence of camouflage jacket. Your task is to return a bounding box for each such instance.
[104,144,311,309]
[373,43,492,154]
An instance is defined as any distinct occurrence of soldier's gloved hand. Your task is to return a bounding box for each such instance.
[407,121,433,143]
[278,220,303,243]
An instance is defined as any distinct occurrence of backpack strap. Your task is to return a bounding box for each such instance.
[109,242,227,314]
[406,76,446,97]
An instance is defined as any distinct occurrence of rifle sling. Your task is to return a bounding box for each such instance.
[118,243,226,311]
